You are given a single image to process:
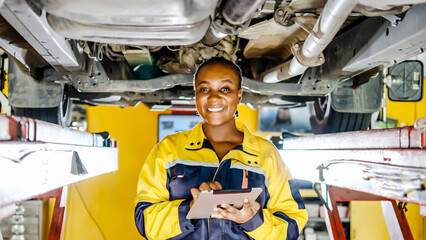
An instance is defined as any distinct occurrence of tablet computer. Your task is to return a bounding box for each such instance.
[186,188,262,219]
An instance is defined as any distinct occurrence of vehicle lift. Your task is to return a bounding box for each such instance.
[280,118,426,240]
[0,114,118,240]
[0,113,425,240]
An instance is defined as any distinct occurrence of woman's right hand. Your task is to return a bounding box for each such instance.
[190,181,223,208]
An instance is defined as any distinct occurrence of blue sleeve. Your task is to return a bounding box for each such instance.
[135,200,195,240]
[238,208,264,232]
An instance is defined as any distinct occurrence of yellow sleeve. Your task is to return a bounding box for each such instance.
[134,144,194,240]
[240,144,308,239]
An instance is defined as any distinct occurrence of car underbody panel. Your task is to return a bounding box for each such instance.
[35,0,218,46]
[1,0,426,113]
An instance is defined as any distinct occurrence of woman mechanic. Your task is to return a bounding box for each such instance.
[134,57,308,240]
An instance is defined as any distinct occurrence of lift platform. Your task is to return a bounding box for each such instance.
[0,114,118,239]
[279,118,426,240]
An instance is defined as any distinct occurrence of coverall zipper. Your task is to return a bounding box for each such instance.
[208,157,230,239]
[207,147,248,239]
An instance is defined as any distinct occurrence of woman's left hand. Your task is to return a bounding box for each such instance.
[211,199,261,224]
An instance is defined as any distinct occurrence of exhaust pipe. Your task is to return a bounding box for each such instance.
[263,0,358,83]
[202,0,264,46]
[222,0,265,25]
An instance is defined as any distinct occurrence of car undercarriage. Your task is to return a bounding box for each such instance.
[0,0,425,132]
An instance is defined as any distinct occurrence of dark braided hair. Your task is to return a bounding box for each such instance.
[194,57,243,89]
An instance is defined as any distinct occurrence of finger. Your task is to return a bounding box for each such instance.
[243,199,251,209]
[199,182,210,191]
[240,199,252,213]
[211,211,225,219]
[212,207,224,216]
[216,207,238,222]
[213,181,223,190]
[190,188,200,200]
[215,207,229,217]
[221,203,238,214]
[206,181,219,190]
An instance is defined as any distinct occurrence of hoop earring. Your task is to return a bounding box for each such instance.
[235,110,239,118]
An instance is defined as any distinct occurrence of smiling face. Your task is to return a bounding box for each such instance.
[195,62,242,126]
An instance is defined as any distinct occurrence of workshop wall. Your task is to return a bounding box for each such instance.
[387,88,426,127]
[62,104,257,240]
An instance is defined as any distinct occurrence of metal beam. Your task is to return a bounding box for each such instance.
[61,67,337,97]
[283,126,425,149]
[0,114,118,208]
[344,4,426,71]
[281,125,426,205]
[322,185,414,240]
[318,3,426,81]
[0,0,84,74]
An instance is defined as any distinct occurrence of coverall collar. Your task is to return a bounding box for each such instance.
[184,121,260,159]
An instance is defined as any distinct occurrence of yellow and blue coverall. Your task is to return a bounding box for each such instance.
[135,121,308,239]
